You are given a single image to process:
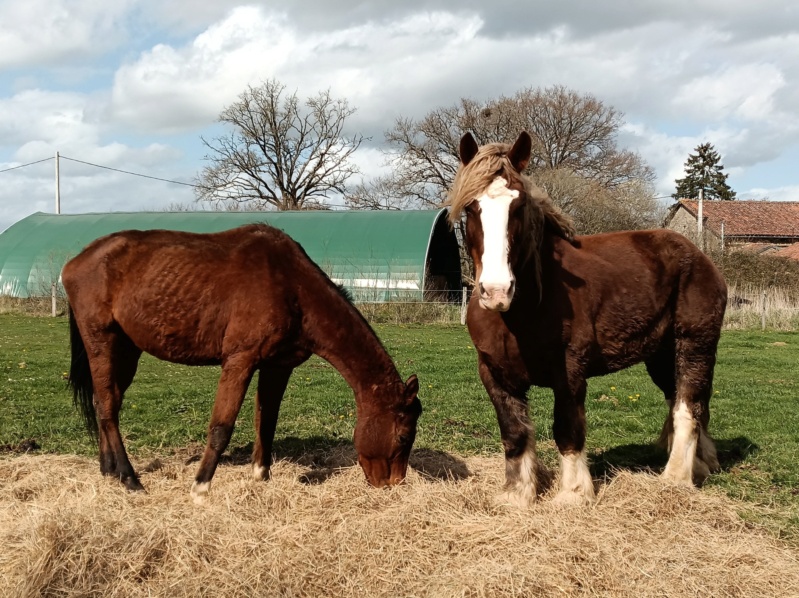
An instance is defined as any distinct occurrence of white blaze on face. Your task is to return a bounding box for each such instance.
[476,177,518,310]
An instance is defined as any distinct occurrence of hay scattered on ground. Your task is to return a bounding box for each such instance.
[1,450,797,597]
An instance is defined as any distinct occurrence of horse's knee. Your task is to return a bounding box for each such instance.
[209,424,234,453]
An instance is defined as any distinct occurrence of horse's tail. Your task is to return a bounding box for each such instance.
[68,304,98,438]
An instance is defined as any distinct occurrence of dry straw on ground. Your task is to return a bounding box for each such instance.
[1,449,798,597]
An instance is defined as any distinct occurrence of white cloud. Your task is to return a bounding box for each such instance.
[745,185,799,202]
[672,64,785,123]
[0,0,132,68]
[0,87,193,232]
[110,7,296,132]
[3,0,799,233]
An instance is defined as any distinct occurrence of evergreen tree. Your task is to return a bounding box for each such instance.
[673,142,736,200]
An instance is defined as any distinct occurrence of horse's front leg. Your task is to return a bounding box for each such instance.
[252,367,293,481]
[191,356,256,504]
[552,377,595,505]
[478,358,546,507]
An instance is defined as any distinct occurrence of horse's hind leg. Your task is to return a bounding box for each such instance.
[662,340,719,486]
[87,331,143,491]
[644,345,677,452]
[478,358,547,507]
[191,356,256,504]
[252,367,293,481]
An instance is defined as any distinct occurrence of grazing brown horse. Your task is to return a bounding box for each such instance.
[63,224,421,503]
[450,132,727,506]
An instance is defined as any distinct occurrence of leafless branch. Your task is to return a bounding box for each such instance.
[194,79,364,210]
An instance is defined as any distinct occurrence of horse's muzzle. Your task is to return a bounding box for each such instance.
[478,280,515,311]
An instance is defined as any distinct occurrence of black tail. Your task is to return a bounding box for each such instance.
[68,305,97,438]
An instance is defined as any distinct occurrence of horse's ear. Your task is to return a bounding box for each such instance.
[459,133,479,166]
[508,131,532,172]
[404,374,419,402]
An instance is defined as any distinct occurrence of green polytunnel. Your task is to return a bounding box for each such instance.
[0,209,462,302]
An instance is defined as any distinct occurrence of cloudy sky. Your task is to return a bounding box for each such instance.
[1,1,798,232]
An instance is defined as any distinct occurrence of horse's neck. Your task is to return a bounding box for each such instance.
[303,289,401,396]
[517,232,563,304]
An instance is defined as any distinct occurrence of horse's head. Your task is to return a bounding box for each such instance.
[354,374,421,487]
[454,131,535,312]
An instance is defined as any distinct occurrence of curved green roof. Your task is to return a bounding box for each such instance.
[0,210,462,301]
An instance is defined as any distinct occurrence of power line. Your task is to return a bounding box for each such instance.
[0,154,201,190]
[60,155,200,188]
[0,156,54,174]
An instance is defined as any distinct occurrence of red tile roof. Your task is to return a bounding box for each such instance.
[774,242,799,261]
[676,199,799,239]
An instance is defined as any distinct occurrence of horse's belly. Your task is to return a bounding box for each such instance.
[138,335,222,366]
[116,311,225,365]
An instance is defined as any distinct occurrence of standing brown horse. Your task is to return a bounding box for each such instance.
[450,132,727,506]
[63,224,421,503]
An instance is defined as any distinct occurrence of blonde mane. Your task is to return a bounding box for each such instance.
[446,141,575,299]
[447,142,575,241]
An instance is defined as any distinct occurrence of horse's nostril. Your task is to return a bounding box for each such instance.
[509,280,516,295]
[479,282,486,296]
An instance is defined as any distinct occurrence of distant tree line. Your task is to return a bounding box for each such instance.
[194,79,668,234]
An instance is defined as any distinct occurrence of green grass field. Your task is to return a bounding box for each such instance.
[1,313,797,533]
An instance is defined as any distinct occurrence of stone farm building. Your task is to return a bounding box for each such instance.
[664,199,799,259]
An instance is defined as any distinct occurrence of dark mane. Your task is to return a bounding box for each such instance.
[336,284,354,302]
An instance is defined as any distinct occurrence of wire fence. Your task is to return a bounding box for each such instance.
[0,287,472,324]
[724,285,799,331]
[5,283,799,330]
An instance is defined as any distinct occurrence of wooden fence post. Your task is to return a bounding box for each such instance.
[51,282,57,318]
[460,286,467,325]
[761,290,767,331]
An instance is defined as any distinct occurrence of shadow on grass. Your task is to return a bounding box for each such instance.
[715,436,759,469]
[590,443,667,479]
[206,438,472,485]
[409,448,472,481]
[590,436,757,479]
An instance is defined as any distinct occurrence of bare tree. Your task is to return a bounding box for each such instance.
[364,86,657,234]
[345,175,420,210]
[195,79,364,210]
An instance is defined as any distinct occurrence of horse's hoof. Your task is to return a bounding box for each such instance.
[494,488,535,508]
[252,463,270,481]
[122,475,145,493]
[660,469,694,487]
[190,481,211,505]
[552,489,595,507]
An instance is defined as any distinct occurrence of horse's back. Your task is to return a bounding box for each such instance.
[62,224,305,363]
[574,228,710,266]
[568,228,725,298]
[64,224,293,287]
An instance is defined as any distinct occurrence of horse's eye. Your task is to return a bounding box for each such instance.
[398,434,409,445]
